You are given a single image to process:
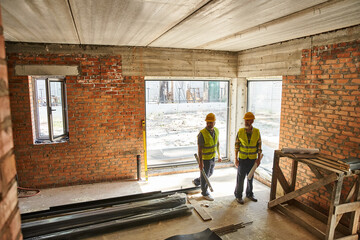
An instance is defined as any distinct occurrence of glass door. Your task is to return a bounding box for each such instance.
[247,79,282,180]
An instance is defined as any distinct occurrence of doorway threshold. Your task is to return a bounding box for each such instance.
[148,160,234,177]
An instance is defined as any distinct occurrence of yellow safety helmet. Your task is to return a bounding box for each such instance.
[205,113,216,122]
[243,112,255,120]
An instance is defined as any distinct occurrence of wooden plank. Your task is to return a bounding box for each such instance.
[335,235,359,240]
[274,204,325,240]
[292,154,319,159]
[309,158,348,171]
[354,175,360,202]
[274,163,291,193]
[291,200,351,236]
[316,156,349,169]
[278,151,291,158]
[188,198,212,221]
[290,159,298,191]
[270,151,280,201]
[344,180,356,203]
[291,199,328,223]
[326,174,344,240]
[318,154,340,162]
[268,173,338,208]
[308,164,332,193]
[317,156,340,162]
[317,156,347,165]
[349,210,359,235]
[299,159,344,174]
[349,176,360,234]
[334,202,360,215]
[336,214,343,227]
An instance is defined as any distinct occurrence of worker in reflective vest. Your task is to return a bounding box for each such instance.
[234,112,262,204]
[193,113,222,201]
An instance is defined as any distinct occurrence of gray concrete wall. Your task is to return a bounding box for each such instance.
[5,43,237,78]
[238,25,360,78]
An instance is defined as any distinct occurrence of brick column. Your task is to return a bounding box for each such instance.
[0,5,22,240]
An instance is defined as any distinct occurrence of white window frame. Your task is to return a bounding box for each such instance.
[33,76,69,143]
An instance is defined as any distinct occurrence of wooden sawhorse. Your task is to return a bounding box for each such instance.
[268,150,360,240]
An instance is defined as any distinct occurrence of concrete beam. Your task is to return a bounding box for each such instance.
[15,65,79,76]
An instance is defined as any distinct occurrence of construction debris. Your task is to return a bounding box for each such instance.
[212,221,253,236]
[164,222,253,240]
[21,186,199,221]
[21,192,193,239]
[188,197,212,221]
[165,228,221,240]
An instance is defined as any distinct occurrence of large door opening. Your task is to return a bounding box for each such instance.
[145,80,229,167]
[247,78,282,181]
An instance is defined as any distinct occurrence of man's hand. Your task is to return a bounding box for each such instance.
[255,153,263,166]
[235,158,239,168]
[199,161,204,170]
[218,156,222,162]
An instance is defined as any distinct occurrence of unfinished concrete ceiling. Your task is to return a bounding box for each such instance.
[1,0,359,52]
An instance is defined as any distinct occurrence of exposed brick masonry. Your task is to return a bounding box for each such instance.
[0,4,22,240]
[7,53,145,188]
[280,40,360,213]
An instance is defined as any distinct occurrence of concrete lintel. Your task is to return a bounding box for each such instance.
[15,65,79,76]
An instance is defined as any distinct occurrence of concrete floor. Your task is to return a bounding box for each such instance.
[19,167,319,240]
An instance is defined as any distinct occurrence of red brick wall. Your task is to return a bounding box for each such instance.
[7,53,145,188]
[280,40,360,213]
[0,4,22,240]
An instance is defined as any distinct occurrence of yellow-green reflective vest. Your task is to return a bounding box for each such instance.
[200,127,219,160]
[237,128,260,160]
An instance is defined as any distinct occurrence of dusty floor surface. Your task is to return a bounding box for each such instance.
[19,167,319,240]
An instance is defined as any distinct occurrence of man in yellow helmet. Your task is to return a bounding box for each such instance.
[192,113,222,201]
[234,112,262,204]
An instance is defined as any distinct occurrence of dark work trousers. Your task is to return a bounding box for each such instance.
[193,158,215,196]
[234,158,256,199]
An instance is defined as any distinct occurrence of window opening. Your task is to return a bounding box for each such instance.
[145,80,229,167]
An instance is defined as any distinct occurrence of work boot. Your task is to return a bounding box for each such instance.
[236,198,244,204]
[203,194,214,201]
[192,179,200,187]
[247,195,258,202]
